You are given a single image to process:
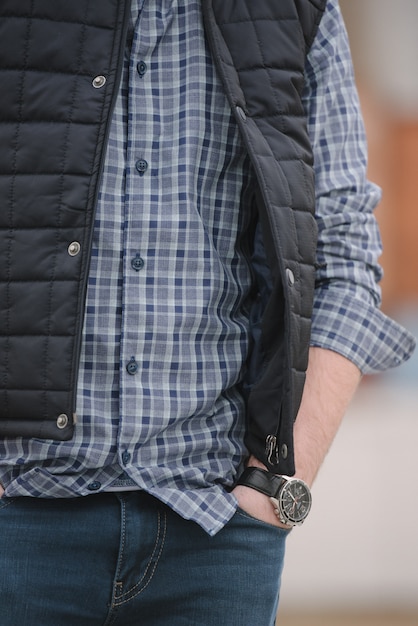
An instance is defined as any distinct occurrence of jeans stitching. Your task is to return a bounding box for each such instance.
[0,497,17,511]
[104,496,128,626]
[113,507,167,606]
[115,497,127,594]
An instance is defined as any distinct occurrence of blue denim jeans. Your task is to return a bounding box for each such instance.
[0,491,288,625]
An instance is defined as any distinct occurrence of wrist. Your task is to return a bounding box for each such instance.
[236,467,312,527]
[233,483,292,530]
[247,454,312,487]
[246,454,268,471]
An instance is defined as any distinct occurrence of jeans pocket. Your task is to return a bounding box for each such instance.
[235,505,292,535]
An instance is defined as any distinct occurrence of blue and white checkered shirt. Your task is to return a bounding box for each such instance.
[0,0,414,535]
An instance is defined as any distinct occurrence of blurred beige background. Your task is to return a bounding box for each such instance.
[278,2,418,625]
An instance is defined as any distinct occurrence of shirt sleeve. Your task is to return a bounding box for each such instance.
[303,0,416,374]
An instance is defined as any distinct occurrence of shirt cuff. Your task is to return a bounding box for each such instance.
[310,284,416,374]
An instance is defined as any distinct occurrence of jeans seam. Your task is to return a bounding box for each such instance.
[103,496,128,626]
[115,496,127,592]
[0,497,17,511]
[113,507,167,606]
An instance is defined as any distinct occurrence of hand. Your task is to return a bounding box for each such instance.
[231,483,291,530]
[232,455,292,529]
[0,485,4,498]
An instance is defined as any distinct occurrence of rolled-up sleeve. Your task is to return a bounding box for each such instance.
[303,0,416,373]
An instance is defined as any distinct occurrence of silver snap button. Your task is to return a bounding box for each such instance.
[92,75,106,89]
[68,241,81,257]
[285,268,295,286]
[281,444,288,459]
[57,414,68,429]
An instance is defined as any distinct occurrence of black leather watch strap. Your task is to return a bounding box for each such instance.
[236,467,285,499]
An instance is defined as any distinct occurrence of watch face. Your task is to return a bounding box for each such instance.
[279,478,312,525]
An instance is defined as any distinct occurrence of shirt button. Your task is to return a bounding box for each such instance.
[126,357,139,375]
[87,481,101,491]
[122,450,131,465]
[131,253,145,271]
[135,159,148,176]
[137,60,147,76]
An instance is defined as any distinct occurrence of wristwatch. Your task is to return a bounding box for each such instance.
[236,467,312,526]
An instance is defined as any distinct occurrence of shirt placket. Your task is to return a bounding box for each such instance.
[117,9,160,469]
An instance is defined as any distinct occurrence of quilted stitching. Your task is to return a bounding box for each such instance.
[0,0,326,470]
[0,0,130,437]
[202,0,326,473]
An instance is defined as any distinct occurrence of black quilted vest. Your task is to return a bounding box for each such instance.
[0,0,326,474]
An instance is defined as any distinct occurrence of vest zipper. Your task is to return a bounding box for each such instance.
[266,434,279,465]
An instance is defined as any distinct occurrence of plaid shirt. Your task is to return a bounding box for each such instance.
[0,0,414,535]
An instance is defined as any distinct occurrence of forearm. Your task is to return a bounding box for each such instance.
[291,346,361,485]
[249,347,361,485]
[233,346,361,528]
